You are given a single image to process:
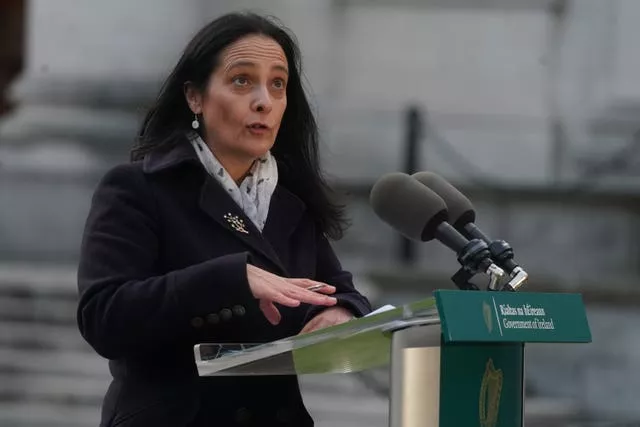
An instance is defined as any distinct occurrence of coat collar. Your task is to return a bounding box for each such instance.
[142,138,199,174]
[141,138,306,276]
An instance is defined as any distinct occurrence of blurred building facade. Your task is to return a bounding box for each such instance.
[1,0,640,425]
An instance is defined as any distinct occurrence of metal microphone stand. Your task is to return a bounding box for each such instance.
[487,239,529,291]
[450,238,506,291]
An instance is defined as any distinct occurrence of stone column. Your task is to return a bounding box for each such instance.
[0,0,209,158]
[553,0,640,184]
[0,0,216,262]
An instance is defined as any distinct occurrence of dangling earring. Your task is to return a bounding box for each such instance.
[191,113,200,130]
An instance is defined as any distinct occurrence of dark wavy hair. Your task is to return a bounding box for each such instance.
[132,12,347,239]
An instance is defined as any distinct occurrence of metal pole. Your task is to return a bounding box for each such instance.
[399,105,423,264]
[545,0,569,184]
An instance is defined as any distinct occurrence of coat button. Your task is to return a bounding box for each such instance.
[220,308,232,321]
[206,313,220,325]
[232,305,246,317]
[190,317,204,328]
[235,407,251,424]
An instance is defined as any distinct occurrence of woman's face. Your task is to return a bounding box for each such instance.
[187,34,289,162]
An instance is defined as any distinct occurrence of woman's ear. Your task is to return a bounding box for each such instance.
[184,81,202,114]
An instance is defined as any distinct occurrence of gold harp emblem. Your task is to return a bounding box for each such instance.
[479,358,503,427]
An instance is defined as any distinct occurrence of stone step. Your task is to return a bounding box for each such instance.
[0,263,78,294]
[0,401,99,427]
[0,296,76,324]
[0,321,89,351]
[0,373,107,404]
[0,348,108,377]
[525,397,582,418]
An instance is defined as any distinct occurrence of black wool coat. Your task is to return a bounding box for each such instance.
[76,139,372,427]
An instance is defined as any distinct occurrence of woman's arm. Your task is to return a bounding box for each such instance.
[76,164,258,360]
[303,229,372,325]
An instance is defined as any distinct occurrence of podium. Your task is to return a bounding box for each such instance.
[194,290,591,427]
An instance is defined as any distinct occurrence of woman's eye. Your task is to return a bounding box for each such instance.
[232,76,249,86]
[273,79,286,90]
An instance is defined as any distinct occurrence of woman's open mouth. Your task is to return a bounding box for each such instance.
[247,122,270,135]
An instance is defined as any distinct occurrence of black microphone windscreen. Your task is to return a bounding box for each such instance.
[412,171,475,229]
[370,172,448,241]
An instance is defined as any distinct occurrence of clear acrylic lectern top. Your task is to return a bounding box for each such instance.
[194,297,439,377]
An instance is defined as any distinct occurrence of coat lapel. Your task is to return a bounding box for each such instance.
[199,176,290,275]
[143,137,306,276]
[262,185,306,244]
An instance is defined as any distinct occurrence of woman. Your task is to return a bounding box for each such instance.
[76,11,371,427]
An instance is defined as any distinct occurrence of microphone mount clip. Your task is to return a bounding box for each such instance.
[451,238,505,291]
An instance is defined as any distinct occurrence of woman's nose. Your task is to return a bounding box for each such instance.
[251,86,273,113]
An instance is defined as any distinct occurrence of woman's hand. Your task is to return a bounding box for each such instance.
[299,306,354,334]
[246,264,337,325]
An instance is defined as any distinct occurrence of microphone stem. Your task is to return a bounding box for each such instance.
[434,223,469,253]
[463,223,491,242]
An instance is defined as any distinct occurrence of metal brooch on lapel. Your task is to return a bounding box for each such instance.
[223,213,249,234]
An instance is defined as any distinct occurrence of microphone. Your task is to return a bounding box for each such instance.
[412,171,528,291]
[369,172,505,290]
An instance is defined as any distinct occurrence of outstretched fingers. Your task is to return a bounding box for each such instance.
[259,299,282,325]
[287,278,336,294]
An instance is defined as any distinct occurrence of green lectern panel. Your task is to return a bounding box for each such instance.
[439,341,523,427]
[435,290,592,343]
